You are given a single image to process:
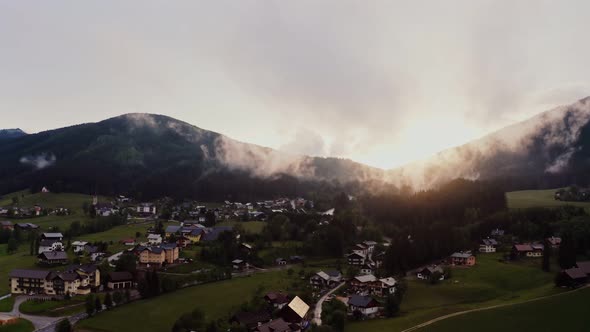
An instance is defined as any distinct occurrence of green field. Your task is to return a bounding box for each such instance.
[0,297,14,312]
[76,270,298,332]
[346,253,561,332]
[506,189,590,209]
[216,220,266,234]
[0,319,34,332]
[419,287,590,332]
[0,191,109,211]
[19,297,86,317]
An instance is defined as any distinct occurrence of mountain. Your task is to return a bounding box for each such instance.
[387,96,590,190]
[0,129,26,140]
[0,114,384,201]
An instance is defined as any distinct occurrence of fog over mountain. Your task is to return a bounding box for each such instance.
[1,96,590,199]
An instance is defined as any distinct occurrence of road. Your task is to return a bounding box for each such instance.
[312,282,346,326]
[8,296,64,331]
[400,284,590,332]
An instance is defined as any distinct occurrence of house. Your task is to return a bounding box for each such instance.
[107,271,135,290]
[38,251,68,265]
[375,277,397,297]
[547,236,562,249]
[201,226,233,242]
[90,252,106,262]
[348,295,381,318]
[490,228,505,237]
[121,238,136,246]
[95,202,117,217]
[136,203,157,216]
[512,244,543,258]
[147,234,162,245]
[9,266,100,296]
[310,270,342,289]
[264,292,290,309]
[15,223,39,231]
[72,241,89,254]
[449,252,476,266]
[254,318,293,332]
[576,261,590,276]
[347,252,366,266]
[232,259,248,271]
[230,311,272,329]
[185,228,203,243]
[359,263,375,276]
[276,258,288,266]
[363,241,378,254]
[479,238,498,253]
[560,268,588,288]
[0,221,13,230]
[136,244,179,266]
[417,266,445,281]
[42,233,63,241]
[349,274,377,294]
[38,239,64,254]
[176,235,191,248]
[353,243,369,256]
[165,225,181,238]
[280,296,309,324]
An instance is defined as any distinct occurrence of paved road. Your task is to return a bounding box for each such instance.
[8,296,64,331]
[312,282,346,326]
[400,284,590,332]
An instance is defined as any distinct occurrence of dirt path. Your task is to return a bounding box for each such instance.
[400,285,590,332]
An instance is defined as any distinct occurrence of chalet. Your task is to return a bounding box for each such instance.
[265,292,290,309]
[90,252,106,262]
[560,268,588,288]
[95,203,116,217]
[349,274,377,294]
[363,241,378,254]
[310,270,342,289]
[0,221,13,230]
[201,226,233,242]
[232,259,248,271]
[359,263,375,276]
[276,258,288,266]
[576,261,590,276]
[230,311,272,329]
[72,241,89,254]
[136,244,179,266]
[38,251,68,265]
[38,239,64,254]
[121,238,136,246]
[280,296,309,324]
[42,232,63,241]
[348,295,381,318]
[107,271,135,290]
[66,264,101,290]
[347,252,366,266]
[353,243,369,256]
[375,277,397,297]
[512,244,543,258]
[479,238,498,253]
[165,225,181,238]
[417,266,445,281]
[136,203,157,216]
[15,223,39,231]
[449,252,476,266]
[547,236,562,249]
[254,318,294,332]
[147,234,162,245]
[9,267,99,296]
[490,228,505,237]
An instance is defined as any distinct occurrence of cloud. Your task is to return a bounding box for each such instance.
[20,153,56,170]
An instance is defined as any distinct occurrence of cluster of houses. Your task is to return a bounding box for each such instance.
[346,241,383,276]
[230,292,310,332]
[220,197,316,221]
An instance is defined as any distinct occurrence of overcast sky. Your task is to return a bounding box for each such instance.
[1,1,589,168]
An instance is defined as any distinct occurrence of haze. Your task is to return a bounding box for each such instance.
[1,1,589,168]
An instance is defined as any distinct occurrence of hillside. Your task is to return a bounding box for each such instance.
[506,189,590,209]
[0,128,26,140]
[0,114,383,201]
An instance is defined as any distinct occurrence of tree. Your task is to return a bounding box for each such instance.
[94,296,102,313]
[11,196,19,205]
[104,292,113,310]
[115,253,137,273]
[558,232,577,269]
[82,202,90,216]
[542,238,552,272]
[6,237,18,254]
[56,319,72,332]
[172,308,205,332]
[85,294,96,316]
[113,291,123,304]
[384,294,400,317]
[125,289,131,302]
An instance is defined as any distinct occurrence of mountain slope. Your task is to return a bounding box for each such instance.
[0,114,383,200]
[388,96,590,190]
[0,128,26,140]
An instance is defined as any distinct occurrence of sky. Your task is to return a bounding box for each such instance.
[1,1,590,169]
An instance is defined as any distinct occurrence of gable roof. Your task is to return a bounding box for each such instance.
[232,311,271,327]
[451,252,473,259]
[286,296,309,319]
[326,270,342,278]
[255,318,292,332]
[315,271,330,281]
[42,232,63,238]
[514,244,533,252]
[38,251,68,260]
[9,269,51,279]
[564,267,587,280]
[379,277,397,287]
[575,261,590,275]
[348,295,378,308]
[354,274,377,283]
[108,271,134,282]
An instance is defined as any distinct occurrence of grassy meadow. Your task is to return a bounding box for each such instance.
[0,319,34,332]
[506,189,590,209]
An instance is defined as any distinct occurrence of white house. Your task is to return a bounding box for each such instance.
[38,239,64,254]
[479,238,498,253]
[147,234,162,245]
[42,233,63,241]
[136,203,157,215]
[348,295,381,317]
[72,241,89,254]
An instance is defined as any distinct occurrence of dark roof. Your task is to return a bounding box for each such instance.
[58,272,80,281]
[40,239,60,247]
[38,251,68,260]
[564,268,588,280]
[201,226,233,242]
[9,269,51,279]
[265,292,290,304]
[255,318,292,332]
[108,271,134,282]
[326,270,342,278]
[231,311,271,327]
[514,244,533,252]
[576,261,590,275]
[66,264,98,274]
[348,295,378,308]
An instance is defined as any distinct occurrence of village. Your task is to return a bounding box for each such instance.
[0,188,589,332]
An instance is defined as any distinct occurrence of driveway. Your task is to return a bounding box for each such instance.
[312,282,346,326]
[8,296,65,331]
